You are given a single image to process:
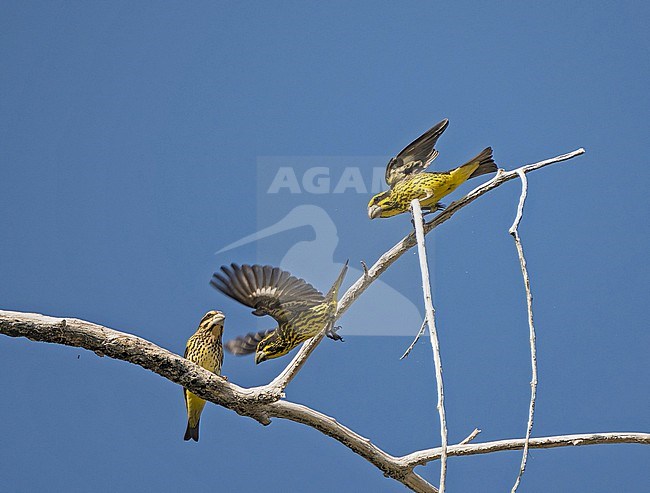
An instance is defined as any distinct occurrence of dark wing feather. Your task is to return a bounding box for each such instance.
[225,328,277,356]
[210,264,325,324]
[385,119,449,187]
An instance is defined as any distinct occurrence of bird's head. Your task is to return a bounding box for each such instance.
[254,332,290,364]
[199,310,225,337]
[367,190,402,219]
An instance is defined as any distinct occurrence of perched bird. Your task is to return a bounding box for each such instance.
[367,119,498,219]
[210,262,348,364]
[183,310,225,442]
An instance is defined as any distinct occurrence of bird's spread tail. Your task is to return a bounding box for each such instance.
[184,420,200,442]
[225,328,276,355]
[462,147,497,179]
[325,260,349,301]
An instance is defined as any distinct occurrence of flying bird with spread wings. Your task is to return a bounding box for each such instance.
[367,119,498,219]
[211,262,348,364]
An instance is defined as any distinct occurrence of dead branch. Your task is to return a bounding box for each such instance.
[0,309,437,493]
[508,168,538,492]
[267,148,585,395]
[399,432,650,468]
[5,148,635,493]
[411,198,449,492]
[400,318,427,360]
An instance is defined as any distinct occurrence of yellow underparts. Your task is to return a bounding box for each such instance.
[373,161,480,217]
[185,390,206,429]
[416,162,479,208]
[184,329,222,434]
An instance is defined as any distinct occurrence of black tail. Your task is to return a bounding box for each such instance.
[184,420,199,442]
[465,147,498,179]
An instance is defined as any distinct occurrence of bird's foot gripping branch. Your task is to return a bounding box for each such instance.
[6,148,646,493]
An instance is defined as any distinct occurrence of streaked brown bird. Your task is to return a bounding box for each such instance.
[367,119,498,219]
[183,310,225,442]
[210,262,348,364]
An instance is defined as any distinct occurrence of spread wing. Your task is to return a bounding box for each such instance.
[385,118,449,187]
[210,264,325,325]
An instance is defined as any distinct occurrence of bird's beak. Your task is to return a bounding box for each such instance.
[212,313,225,324]
[254,352,266,365]
[368,204,382,220]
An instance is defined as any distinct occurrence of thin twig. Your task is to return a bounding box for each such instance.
[508,169,538,493]
[400,318,427,360]
[0,149,590,493]
[509,169,529,235]
[459,428,482,445]
[267,149,585,392]
[411,199,448,493]
[337,149,585,318]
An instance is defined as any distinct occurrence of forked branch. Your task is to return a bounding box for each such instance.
[399,432,650,468]
[2,309,648,493]
[271,148,585,390]
[6,148,638,493]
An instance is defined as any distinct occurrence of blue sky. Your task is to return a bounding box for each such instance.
[1,2,648,491]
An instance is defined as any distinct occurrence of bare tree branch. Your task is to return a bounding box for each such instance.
[335,148,585,320]
[267,148,585,394]
[411,198,448,493]
[3,148,618,493]
[268,329,327,392]
[267,400,438,493]
[399,432,650,468]
[460,428,482,445]
[5,310,648,492]
[400,318,427,360]
[0,310,279,424]
[508,168,538,492]
[0,309,436,493]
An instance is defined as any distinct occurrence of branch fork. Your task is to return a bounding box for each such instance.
[6,148,642,493]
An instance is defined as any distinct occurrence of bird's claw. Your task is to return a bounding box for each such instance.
[326,325,345,342]
[423,203,446,215]
[413,203,446,226]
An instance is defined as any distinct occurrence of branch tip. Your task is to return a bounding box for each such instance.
[361,260,369,278]
[0,148,594,493]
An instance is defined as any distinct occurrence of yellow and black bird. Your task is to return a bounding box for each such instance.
[183,310,225,442]
[367,119,498,219]
[210,262,348,364]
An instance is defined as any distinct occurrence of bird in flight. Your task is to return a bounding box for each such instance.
[183,310,225,442]
[367,119,497,219]
[211,262,348,364]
